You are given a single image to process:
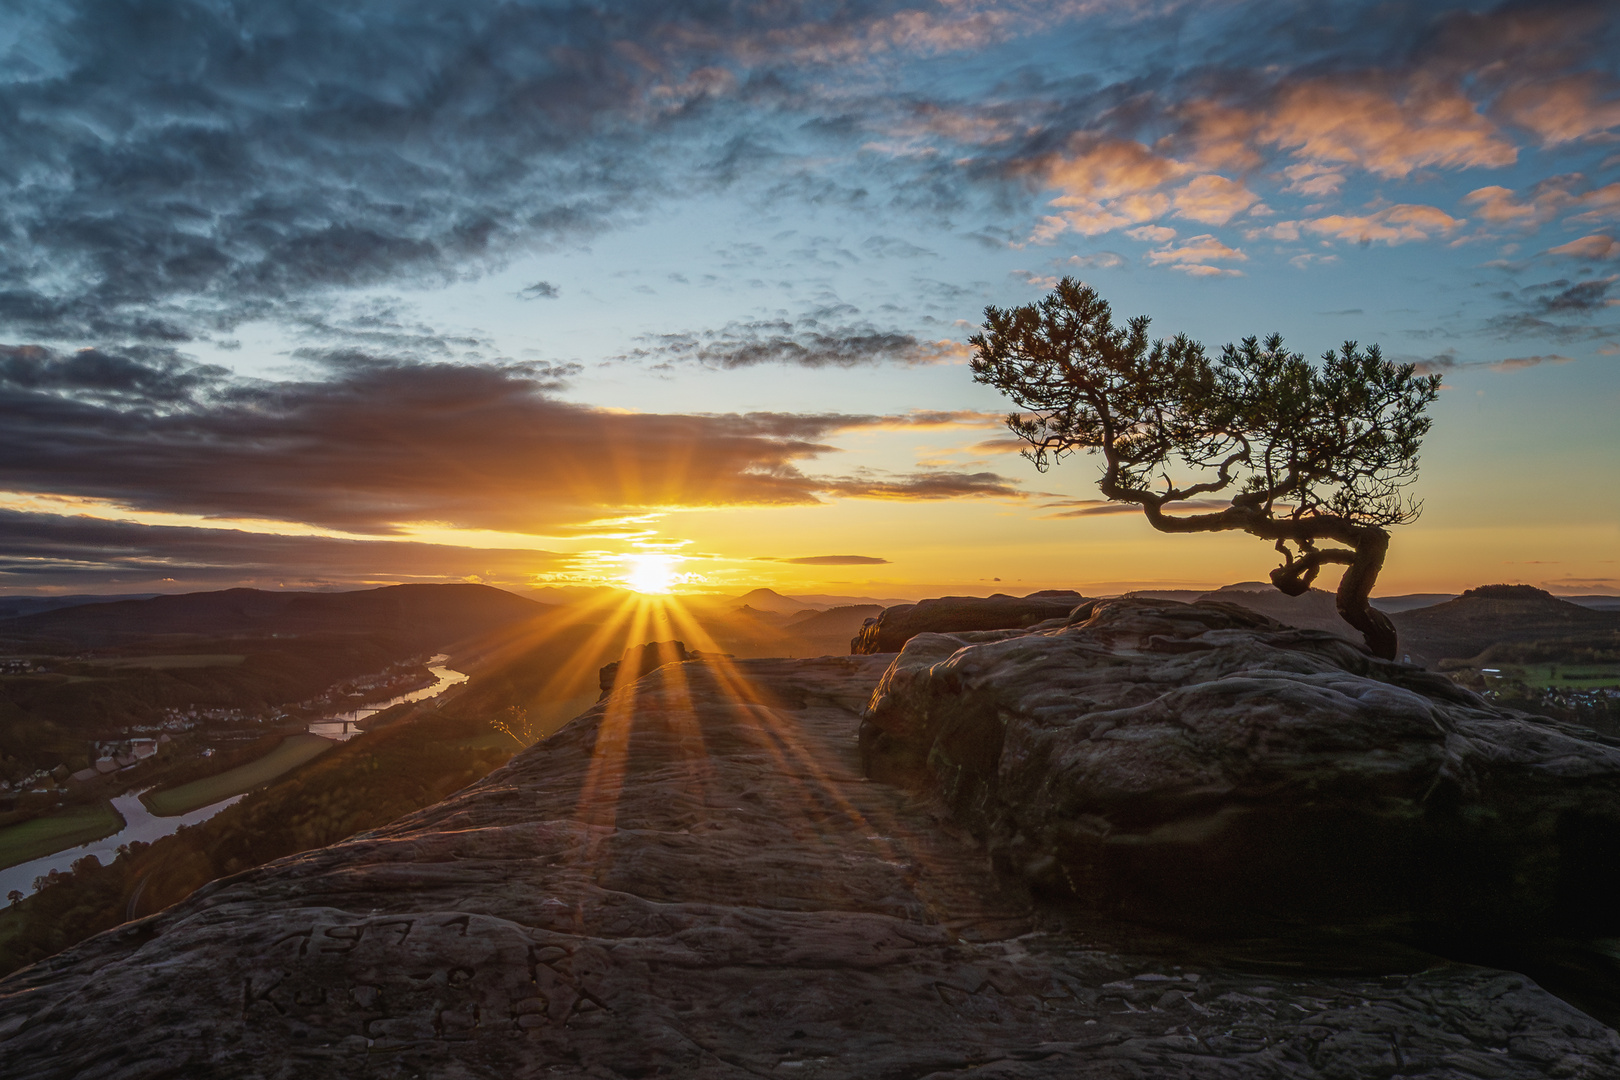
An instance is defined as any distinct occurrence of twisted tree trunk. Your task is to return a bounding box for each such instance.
[1266,526,1396,660]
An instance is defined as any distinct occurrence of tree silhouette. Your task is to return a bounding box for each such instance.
[970,279,1440,659]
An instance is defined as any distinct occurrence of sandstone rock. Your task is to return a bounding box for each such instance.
[861,598,1620,939]
[597,639,690,696]
[851,591,1087,654]
[2,650,1618,1077]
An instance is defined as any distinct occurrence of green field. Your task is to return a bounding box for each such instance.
[0,802,125,872]
[1486,664,1620,690]
[143,734,335,816]
[86,654,246,670]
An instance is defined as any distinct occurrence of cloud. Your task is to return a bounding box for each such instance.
[1490,353,1577,371]
[765,554,890,565]
[1126,226,1176,244]
[4,0,1057,343]
[1171,175,1260,226]
[1413,346,1580,374]
[861,235,937,260]
[1,0,1615,350]
[1020,138,1184,239]
[1039,497,1229,519]
[1305,204,1462,246]
[1064,252,1127,269]
[0,1,737,341]
[625,311,964,369]
[1496,73,1620,146]
[520,282,561,300]
[817,471,1023,500]
[1279,163,1346,197]
[1547,234,1619,259]
[1255,76,1517,180]
[0,346,1027,535]
[1146,235,1247,276]
[1010,270,1059,289]
[1463,177,1620,231]
[0,508,567,590]
[1533,276,1617,313]
[970,437,1035,454]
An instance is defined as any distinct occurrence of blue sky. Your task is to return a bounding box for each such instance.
[0,0,1615,597]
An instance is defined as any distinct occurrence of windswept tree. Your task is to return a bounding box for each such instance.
[970,278,1441,660]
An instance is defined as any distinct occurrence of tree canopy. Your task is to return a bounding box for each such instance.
[970,278,1441,659]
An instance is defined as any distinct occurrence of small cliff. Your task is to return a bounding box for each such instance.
[862,598,1620,937]
[2,606,1619,1078]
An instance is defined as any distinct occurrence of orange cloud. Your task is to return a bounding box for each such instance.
[1463,184,1553,226]
[1042,137,1182,191]
[1162,99,1266,172]
[1127,224,1176,243]
[1305,204,1463,245]
[1258,76,1517,179]
[1171,174,1260,225]
[1463,178,1620,231]
[1147,234,1247,275]
[1567,183,1620,227]
[1028,137,1185,238]
[1497,74,1620,146]
[1279,162,1346,197]
[1548,234,1619,260]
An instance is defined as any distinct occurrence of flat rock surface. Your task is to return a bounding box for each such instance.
[3,653,1618,1078]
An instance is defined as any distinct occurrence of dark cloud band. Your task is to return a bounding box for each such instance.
[0,345,1021,534]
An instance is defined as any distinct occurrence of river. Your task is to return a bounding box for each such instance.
[305,654,468,740]
[0,655,468,898]
[0,790,244,900]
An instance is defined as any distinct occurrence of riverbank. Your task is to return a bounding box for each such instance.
[0,790,243,900]
[0,656,468,898]
[141,734,335,816]
[0,803,124,874]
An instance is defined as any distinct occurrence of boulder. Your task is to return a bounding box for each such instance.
[851,590,1087,654]
[4,652,1618,1077]
[598,639,690,696]
[861,598,1620,938]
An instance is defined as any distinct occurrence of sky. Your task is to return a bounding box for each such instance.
[0,0,1616,601]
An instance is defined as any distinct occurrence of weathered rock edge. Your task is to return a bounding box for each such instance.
[851,591,1086,654]
[860,598,1620,937]
[2,653,1617,1078]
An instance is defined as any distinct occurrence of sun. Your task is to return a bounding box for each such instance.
[623,551,677,594]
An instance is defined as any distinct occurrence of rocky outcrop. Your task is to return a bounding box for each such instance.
[851,590,1087,654]
[3,647,1619,1077]
[597,639,690,696]
[861,598,1620,938]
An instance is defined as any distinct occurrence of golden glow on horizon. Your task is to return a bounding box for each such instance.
[624,551,678,594]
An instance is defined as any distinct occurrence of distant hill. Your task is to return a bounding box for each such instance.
[1191,583,1360,641]
[1370,593,1455,614]
[787,592,915,609]
[0,583,547,650]
[0,594,161,620]
[1390,584,1620,664]
[782,605,885,649]
[730,588,819,614]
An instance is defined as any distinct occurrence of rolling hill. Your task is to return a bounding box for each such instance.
[1390,584,1620,664]
[0,583,546,651]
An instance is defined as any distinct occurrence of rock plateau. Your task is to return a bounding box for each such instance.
[2,604,1619,1077]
